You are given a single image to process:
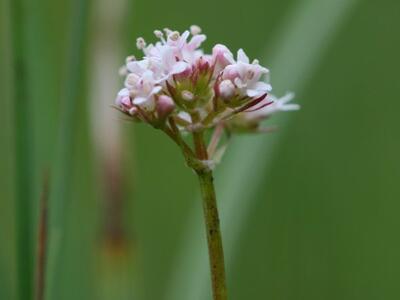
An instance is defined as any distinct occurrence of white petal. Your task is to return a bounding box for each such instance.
[177,111,192,123]
[251,82,272,92]
[246,89,264,97]
[237,49,249,64]
[132,97,148,105]
[171,61,188,74]
[151,86,162,94]
[118,88,130,96]
[280,103,300,111]
[279,92,295,103]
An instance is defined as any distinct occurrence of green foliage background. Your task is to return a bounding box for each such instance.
[1,0,400,299]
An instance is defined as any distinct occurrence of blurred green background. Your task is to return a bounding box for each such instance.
[1,0,400,299]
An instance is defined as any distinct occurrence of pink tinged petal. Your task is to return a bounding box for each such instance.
[187,34,206,50]
[237,49,249,64]
[223,65,239,80]
[121,96,131,107]
[223,52,235,64]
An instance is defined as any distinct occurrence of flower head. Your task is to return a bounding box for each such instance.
[115,25,299,132]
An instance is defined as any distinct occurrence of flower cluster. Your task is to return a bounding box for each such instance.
[115,25,299,133]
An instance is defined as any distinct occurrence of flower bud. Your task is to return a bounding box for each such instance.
[219,80,235,100]
[181,90,194,101]
[157,95,175,119]
[116,89,132,109]
[129,106,138,116]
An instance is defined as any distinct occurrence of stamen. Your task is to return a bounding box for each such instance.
[168,31,180,41]
[125,55,136,64]
[136,37,146,50]
[163,27,172,35]
[154,30,164,39]
[190,25,202,35]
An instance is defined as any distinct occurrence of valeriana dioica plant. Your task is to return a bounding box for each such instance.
[115,26,299,300]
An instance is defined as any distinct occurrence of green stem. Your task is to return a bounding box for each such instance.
[164,115,228,299]
[196,169,228,300]
[10,0,34,299]
[191,125,227,300]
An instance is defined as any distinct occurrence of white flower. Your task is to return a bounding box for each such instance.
[130,71,162,111]
[222,49,271,98]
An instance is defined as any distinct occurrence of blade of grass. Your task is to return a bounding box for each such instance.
[166,0,360,299]
[10,0,35,299]
[35,172,49,300]
[44,0,90,299]
[0,1,16,298]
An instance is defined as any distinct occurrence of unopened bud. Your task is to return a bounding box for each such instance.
[157,95,175,119]
[119,96,131,108]
[181,90,194,101]
[129,106,138,116]
[190,25,202,35]
[219,80,236,100]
